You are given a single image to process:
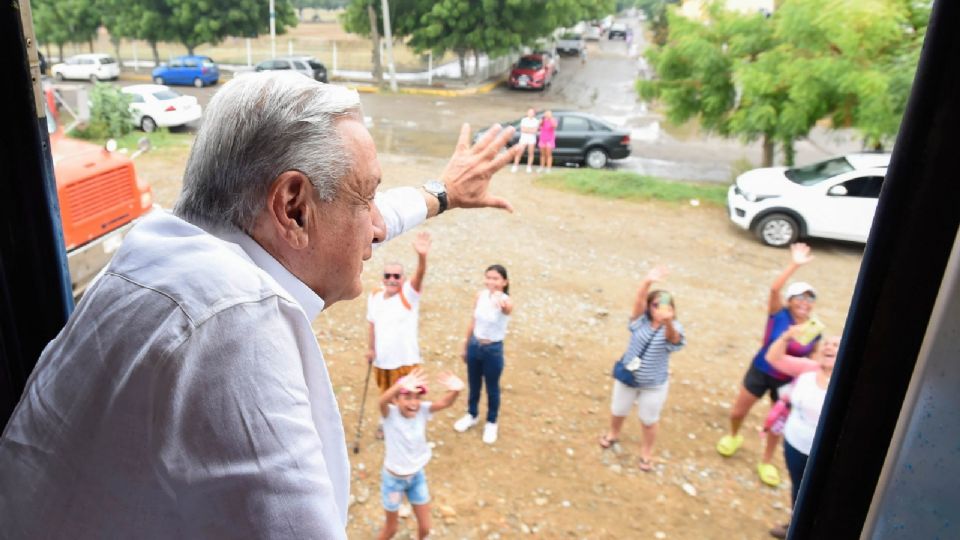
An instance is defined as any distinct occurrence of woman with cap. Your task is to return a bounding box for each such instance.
[716,243,822,487]
[599,266,686,472]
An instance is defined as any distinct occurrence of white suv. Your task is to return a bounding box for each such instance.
[51,54,121,82]
[727,153,891,247]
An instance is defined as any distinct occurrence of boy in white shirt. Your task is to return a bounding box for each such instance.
[377,368,463,540]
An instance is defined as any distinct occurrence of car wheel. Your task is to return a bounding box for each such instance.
[193,77,204,88]
[141,116,157,133]
[90,74,99,83]
[755,213,800,247]
[585,147,609,169]
[153,76,164,85]
[55,72,65,81]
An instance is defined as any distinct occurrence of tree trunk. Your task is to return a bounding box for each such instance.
[782,138,796,166]
[457,50,467,81]
[111,36,122,65]
[186,44,195,56]
[149,40,160,68]
[367,3,383,85]
[88,39,94,53]
[57,43,63,63]
[762,134,775,167]
[473,50,482,82]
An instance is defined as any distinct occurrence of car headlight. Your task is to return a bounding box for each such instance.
[742,191,778,203]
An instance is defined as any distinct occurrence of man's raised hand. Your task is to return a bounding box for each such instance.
[440,123,522,213]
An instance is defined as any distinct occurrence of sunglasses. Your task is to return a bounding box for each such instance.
[383,273,402,280]
[790,292,817,302]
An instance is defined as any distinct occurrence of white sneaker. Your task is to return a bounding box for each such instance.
[510,164,518,173]
[482,422,498,444]
[537,166,543,173]
[546,167,552,174]
[526,166,532,173]
[453,414,478,433]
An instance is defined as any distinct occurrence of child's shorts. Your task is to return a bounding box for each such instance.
[381,468,430,511]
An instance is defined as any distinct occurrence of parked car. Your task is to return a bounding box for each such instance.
[557,32,585,56]
[584,25,603,41]
[608,23,628,40]
[51,54,120,82]
[253,56,328,82]
[476,110,631,168]
[509,54,557,90]
[121,84,202,133]
[727,153,892,247]
[152,55,219,87]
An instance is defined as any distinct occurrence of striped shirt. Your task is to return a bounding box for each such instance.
[621,314,686,387]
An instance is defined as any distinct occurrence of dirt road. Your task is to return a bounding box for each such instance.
[139,147,864,539]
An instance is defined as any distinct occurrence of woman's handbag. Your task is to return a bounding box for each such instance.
[611,323,661,387]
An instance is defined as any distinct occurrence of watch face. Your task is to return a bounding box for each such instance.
[425,181,445,194]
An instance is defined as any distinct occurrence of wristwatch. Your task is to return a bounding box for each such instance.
[422,180,448,215]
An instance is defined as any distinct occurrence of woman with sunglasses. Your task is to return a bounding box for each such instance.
[716,243,822,487]
[599,266,686,472]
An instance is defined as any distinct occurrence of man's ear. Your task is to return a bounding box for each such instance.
[266,170,312,249]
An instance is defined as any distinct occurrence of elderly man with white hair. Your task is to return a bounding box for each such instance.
[0,72,519,538]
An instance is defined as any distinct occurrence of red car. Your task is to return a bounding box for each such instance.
[509,54,555,90]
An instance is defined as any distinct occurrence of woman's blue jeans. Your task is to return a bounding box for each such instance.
[466,337,504,423]
[784,438,809,507]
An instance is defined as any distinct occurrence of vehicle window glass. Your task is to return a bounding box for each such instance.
[784,157,855,185]
[517,58,543,70]
[839,176,884,198]
[66,57,77,65]
[99,57,117,65]
[184,60,198,67]
[560,116,591,131]
[590,120,612,131]
[129,94,145,103]
[81,58,93,65]
[308,60,325,70]
[170,61,183,68]
[293,61,307,70]
[562,33,581,40]
[152,90,181,100]
[202,60,216,68]
[277,60,291,69]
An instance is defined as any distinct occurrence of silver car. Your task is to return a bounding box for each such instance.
[253,56,328,83]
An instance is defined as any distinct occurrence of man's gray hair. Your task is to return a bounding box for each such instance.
[173,72,362,231]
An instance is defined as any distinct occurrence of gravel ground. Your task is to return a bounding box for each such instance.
[138,136,864,539]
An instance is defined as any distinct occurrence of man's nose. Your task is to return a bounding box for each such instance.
[370,200,386,244]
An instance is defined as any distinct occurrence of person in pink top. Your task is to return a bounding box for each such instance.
[537,110,558,174]
[762,328,841,539]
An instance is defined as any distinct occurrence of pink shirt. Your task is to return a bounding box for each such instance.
[539,117,557,144]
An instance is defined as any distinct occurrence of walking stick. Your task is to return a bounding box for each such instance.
[352,362,373,454]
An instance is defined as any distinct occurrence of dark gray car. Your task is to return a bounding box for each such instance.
[479,110,631,168]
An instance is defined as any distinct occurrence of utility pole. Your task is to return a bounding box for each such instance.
[269,0,276,59]
[380,0,398,91]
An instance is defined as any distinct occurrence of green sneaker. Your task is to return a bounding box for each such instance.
[716,434,744,457]
[757,462,781,486]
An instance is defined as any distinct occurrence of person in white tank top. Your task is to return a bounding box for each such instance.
[452,264,513,444]
[763,330,841,539]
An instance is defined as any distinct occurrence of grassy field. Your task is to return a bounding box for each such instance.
[537,169,730,206]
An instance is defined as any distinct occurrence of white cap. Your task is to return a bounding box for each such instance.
[786,281,816,298]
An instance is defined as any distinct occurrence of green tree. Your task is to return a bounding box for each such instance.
[640,0,927,166]
[33,0,101,60]
[164,0,298,55]
[77,82,135,140]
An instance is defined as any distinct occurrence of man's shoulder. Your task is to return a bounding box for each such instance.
[105,212,288,324]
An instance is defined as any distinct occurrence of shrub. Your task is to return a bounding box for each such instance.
[75,83,133,140]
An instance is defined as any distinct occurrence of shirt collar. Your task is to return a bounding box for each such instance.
[215,228,326,321]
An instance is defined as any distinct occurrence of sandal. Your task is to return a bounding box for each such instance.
[716,434,744,457]
[638,457,654,472]
[757,462,781,486]
[598,434,618,449]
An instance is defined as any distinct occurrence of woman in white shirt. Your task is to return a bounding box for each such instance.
[511,108,540,173]
[453,264,514,444]
[763,329,841,538]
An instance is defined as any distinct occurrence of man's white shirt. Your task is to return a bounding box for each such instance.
[0,187,426,538]
[367,281,422,370]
